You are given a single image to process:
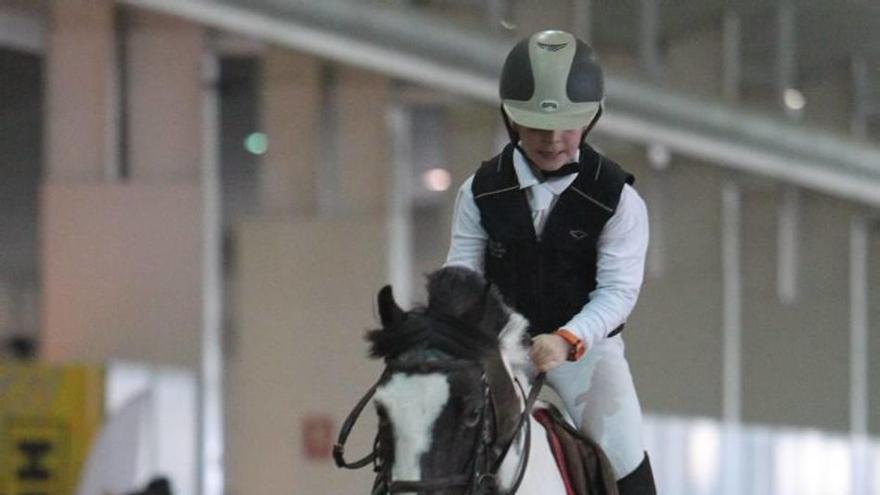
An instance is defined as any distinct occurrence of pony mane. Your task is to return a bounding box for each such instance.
[498,312,531,376]
[367,266,513,362]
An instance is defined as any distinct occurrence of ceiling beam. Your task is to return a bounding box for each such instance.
[117,0,880,207]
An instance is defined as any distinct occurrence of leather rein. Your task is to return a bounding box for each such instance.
[334,358,546,494]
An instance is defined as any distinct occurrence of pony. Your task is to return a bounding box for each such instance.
[335,266,616,494]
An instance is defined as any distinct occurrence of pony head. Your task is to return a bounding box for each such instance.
[365,266,531,494]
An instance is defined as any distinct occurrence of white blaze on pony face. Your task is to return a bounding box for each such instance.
[374,372,450,485]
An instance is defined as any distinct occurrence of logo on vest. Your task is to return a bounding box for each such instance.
[569,230,589,240]
[489,240,507,258]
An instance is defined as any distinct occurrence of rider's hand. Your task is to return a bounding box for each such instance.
[529,333,572,372]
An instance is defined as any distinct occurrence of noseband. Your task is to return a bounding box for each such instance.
[335,357,546,494]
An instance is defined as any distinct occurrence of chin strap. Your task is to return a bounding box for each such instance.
[500,105,520,144]
[581,105,603,145]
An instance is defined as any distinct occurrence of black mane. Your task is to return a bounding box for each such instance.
[367,266,512,362]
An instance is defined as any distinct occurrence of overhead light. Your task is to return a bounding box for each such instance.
[423,168,452,192]
[244,132,268,156]
[647,143,671,170]
[783,88,806,111]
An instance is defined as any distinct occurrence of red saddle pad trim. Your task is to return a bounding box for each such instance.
[533,409,576,495]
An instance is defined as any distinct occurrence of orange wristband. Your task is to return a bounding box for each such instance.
[554,329,585,361]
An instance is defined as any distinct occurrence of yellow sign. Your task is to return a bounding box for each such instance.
[0,364,103,495]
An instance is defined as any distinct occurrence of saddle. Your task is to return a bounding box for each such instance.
[533,405,619,495]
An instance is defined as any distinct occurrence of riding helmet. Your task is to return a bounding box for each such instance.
[499,30,604,135]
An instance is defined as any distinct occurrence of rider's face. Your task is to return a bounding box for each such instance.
[515,124,586,172]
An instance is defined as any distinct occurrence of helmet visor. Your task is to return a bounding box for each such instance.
[502,100,601,131]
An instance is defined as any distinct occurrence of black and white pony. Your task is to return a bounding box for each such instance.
[335,266,598,494]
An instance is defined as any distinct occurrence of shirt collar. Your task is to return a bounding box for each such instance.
[513,146,581,190]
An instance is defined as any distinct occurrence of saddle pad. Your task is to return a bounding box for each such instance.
[533,406,619,495]
[534,409,577,495]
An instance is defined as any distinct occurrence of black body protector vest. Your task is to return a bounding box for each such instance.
[472,143,634,337]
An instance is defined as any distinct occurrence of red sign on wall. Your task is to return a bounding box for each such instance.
[302,414,335,461]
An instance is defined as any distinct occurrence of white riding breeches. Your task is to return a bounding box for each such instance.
[544,335,645,480]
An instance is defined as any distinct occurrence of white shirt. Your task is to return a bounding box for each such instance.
[444,147,649,348]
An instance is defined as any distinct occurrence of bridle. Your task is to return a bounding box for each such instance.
[334,357,546,494]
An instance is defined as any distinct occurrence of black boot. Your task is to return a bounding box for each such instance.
[616,453,656,495]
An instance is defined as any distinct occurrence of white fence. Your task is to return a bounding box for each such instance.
[644,415,880,495]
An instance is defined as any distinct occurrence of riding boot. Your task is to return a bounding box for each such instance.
[616,453,656,495]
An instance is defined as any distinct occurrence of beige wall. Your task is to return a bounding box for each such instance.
[740,190,854,431]
[41,183,203,366]
[44,0,116,180]
[126,11,204,181]
[260,48,321,216]
[226,217,387,494]
[335,66,391,216]
[608,148,727,418]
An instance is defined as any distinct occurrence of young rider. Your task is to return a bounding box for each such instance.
[445,29,656,494]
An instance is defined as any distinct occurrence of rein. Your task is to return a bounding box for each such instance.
[334,358,546,494]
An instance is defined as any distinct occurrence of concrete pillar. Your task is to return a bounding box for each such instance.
[41,8,206,368]
[260,47,321,216]
[334,66,390,216]
[720,181,743,495]
[44,0,117,181]
[126,11,203,180]
[849,217,872,495]
[387,88,414,304]
[260,62,389,218]
[639,0,664,83]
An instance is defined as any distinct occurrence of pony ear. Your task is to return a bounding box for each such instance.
[378,285,404,327]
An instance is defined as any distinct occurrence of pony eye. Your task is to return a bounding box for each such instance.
[463,407,481,428]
